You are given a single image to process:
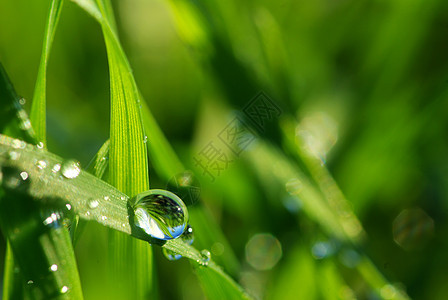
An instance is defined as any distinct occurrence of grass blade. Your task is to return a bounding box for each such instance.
[30,0,64,146]
[71,1,153,298]
[0,133,251,299]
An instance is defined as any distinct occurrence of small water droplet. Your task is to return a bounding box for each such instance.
[61,160,81,179]
[27,280,34,285]
[52,163,61,173]
[20,120,31,130]
[163,224,195,261]
[11,139,25,149]
[65,204,72,211]
[50,264,58,272]
[60,286,69,294]
[8,151,19,160]
[20,171,28,180]
[101,216,107,221]
[1,167,29,190]
[43,212,63,228]
[36,160,47,170]
[198,249,211,266]
[19,98,26,105]
[88,199,99,209]
[130,189,188,240]
[167,171,201,206]
[120,196,126,201]
[103,196,110,201]
[143,135,148,143]
[85,211,91,217]
[36,142,44,149]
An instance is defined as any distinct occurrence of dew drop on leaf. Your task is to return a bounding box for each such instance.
[61,159,81,179]
[130,189,188,241]
[198,249,211,266]
[162,224,194,261]
[88,199,99,209]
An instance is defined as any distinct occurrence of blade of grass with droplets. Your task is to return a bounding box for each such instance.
[70,1,250,297]
[29,0,64,146]
[2,61,79,299]
[0,134,250,299]
[70,0,153,298]
[0,179,83,300]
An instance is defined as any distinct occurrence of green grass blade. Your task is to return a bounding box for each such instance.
[0,168,83,299]
[30,0,64,146]
[0,134,251,299]
[71,1,152,298]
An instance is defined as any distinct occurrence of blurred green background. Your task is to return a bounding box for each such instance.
[1,0,448,299]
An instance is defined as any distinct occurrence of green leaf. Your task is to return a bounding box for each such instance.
[30,0,64,146]
[0,167,83,300]
[0,134,251,299]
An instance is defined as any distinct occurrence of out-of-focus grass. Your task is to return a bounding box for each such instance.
[2,0,448,299]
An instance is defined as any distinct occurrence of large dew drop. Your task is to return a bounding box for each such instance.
[130,189,188,241]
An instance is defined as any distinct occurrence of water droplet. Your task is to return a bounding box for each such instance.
[65,204,72,211]
[50,264,58,272]
[167,171,201,206]
[103,196,110,201]
[88,199,99,209]
[36,142,44,149]
[143,135,148,143]
[130,189,188,240]
[27,280,34,285]
[120,196,126,201]
[8,151,19,160]
[52,163,61,173]
[20,120,31,130]
[42,212,63,228]
[11,139,25,149]
[1,167,29,190]
[20,171,28,180]
[61,160,81,179]
[162,224,195,261]
[198,250,211,266]
[36,160,47,170]
[19,98,26,105]
[162,248,182,261]
[101,216,107,221]
[60,286,69,294]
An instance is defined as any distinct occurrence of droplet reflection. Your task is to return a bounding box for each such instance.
[130,189,188,241]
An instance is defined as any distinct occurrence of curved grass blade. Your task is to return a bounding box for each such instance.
[30,0,64,147]
[70,1,152,298]
[0,134,251,299]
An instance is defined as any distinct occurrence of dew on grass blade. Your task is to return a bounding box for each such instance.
[61,159,81,179]
[198,249,211,266]
[163,224,194,261]
[130,189,188,240]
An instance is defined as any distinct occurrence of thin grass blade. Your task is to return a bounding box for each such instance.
[30,0,64,146]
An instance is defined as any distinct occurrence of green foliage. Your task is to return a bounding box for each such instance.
[2,0,448,299]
